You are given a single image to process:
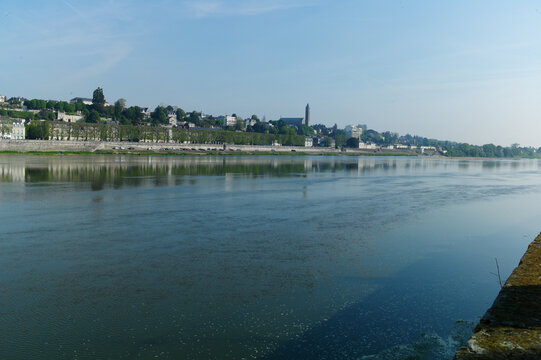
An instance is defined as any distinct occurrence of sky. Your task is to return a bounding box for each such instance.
[1,0,541,146]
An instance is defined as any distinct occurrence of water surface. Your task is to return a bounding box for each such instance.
[1,155,540,359]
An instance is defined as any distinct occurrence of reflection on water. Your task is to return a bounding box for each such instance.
[0,155,539,190]
[1,155,541,359]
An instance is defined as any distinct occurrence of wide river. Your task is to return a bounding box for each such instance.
[1,155,540,359]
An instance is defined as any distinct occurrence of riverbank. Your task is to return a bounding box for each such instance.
[0,139,417,156]
[455,233,541,359]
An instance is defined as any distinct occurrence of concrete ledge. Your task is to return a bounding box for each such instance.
[455,234,541,359]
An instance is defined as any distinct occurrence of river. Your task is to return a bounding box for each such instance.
[1,155,540,359]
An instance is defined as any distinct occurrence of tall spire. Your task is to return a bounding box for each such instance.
[305,103,310,126]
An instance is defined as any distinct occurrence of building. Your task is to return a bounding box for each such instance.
[140,107,151,117]
[12,120,25,140]
[305,137,313,147]
[69,97,93,105]
[225,115,238,127]
[0,119,25,140]
[0,95,6,103]
[8,97,25,105]
[57,111,84,123]
[279,117,305,126]
[345,125,362,139]
[359,141,377,150]
[167,111,178,126]
[420,146,437,154]
[279,104,311,127]
[244,118,257,128]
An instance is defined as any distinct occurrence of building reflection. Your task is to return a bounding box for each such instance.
[0,155,536,191]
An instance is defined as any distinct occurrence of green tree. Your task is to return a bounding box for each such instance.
[92,87,106,112]
[86,110,101,123]
[26,121,50,139]
[114,98,126,118]
[188,111,201,126]
[346,137,359,148]
[151,106,167,125]
[235,119,244,131]
[0,119,12,137]
[176,108,186,121]
[297,124,314,136]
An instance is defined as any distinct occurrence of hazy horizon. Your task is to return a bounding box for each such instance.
[2,0,541,147]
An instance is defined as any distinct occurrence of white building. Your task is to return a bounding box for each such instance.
[244,118,257,128]
[225,115,238,127]
[345,125,362,139]
[1,119,25,140]
[358,141,377,150]
[12,120,25,140]
[69,97,93,105]
[167,112,177,127]
[0,95,6,103]
[57,111,84,123]
[305,137,313,147]
[140,107,151,117]
[420,146,437,154]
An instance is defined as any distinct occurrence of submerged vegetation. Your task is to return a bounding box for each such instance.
[363,321,474,360]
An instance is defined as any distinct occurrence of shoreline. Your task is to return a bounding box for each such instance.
[0,149,418,157]
[0,140,536,159]
[0,139,417,157]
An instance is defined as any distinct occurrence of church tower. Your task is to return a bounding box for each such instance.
[305,103,310,126]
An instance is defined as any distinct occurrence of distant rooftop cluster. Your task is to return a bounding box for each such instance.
[1,89,539,158]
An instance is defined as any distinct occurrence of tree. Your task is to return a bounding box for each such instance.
[92,87,105,112]
[26,121,49,139]
[235,119,244,131]
[334,129,346,148]
[346,137,359,148]
[114,98,126,118]
[151,106,167,125]
[86,110,101,123]
[0,119,12,137]
[297,124,314,136]
[188,111,201,126]
[37,109,55,121]
[176,108,186,121]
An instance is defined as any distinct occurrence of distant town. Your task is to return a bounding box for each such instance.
[0,88,538,158]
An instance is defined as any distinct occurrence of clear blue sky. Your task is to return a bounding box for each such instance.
[2,0,541,146]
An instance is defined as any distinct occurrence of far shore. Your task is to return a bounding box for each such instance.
[0,139,418,157]
[0,149,418,157]
[0,139,537,159]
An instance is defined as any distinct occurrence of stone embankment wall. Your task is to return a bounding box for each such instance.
[0,140,336,153]
[0,139,100,152]
[223,144,340,154]
[0,139,413,155]
[455,233,541,359]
